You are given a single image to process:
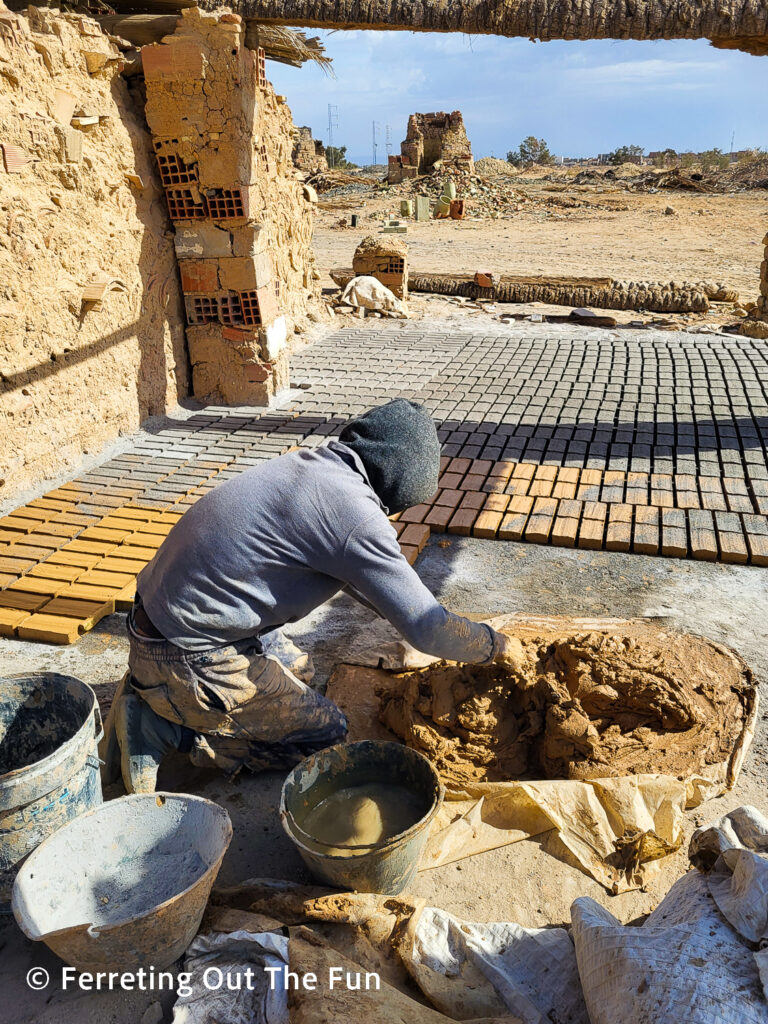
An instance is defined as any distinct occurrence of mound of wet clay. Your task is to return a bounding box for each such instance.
[378,622,754,788]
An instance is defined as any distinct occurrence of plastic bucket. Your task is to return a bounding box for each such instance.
[12,793,232,971]
[280,740,444,895]
[0,673,103,906]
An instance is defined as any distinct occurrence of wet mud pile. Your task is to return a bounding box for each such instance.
[378,623,754,788]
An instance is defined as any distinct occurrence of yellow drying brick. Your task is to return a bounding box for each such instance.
[0,530,27,547]
[59,582,124,602]
[133,522,174,537]
[79,527,131,543]
[76,569,134,589]
[66,539,119,556]
[4,577,65,597]
[42,596,115,627]
[17,613,83,644]
[98,516,146,532]
[9,507,51,522]
[0,607,30,636]
[95,557,146,575]
[28,563,83,582]
[121,505,164,519]
[115,544,157,561]
[126,532,166,548]
[46,550,102,569]
[114,582,137,611]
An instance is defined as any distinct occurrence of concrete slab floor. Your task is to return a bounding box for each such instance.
[0,535,766,1023]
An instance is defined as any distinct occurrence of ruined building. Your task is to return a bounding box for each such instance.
[292,126,328,172]
[0,3,322,502]
[388,111,473,184]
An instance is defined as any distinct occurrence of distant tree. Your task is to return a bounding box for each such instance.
[679,152,696,169]
[608,144,644,165]
[326,145,356,169]
[651,148,678,168]
[506,136,555,167]
[738,148,766,165]
[699,147,729,172]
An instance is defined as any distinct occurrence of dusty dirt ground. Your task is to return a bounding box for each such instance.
[313,183,768,328]
[1,534,766,1023]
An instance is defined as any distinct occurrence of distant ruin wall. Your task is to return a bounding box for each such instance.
[292,125,327,172]
[142,7,323,406]
[388,110,473,183]
[0,3,188,505]
[741,233,768,338]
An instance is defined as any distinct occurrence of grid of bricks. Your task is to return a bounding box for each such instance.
[1,323,766,642]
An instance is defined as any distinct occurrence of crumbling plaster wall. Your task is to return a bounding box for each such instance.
[142,7,324,405]
[0,3,188,505]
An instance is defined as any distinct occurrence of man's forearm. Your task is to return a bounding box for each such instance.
[399,603,500,664]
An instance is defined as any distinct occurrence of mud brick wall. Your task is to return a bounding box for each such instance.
[389,110,473,183]
[352,235,408,300]
[741,231,768,339]
[142,6,322,406]
[292,125,327,173]
[0,3,188,505]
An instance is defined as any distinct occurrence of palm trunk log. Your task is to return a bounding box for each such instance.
[328,269,722,312]
[200,0,768,55]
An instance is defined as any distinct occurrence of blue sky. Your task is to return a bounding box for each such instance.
[268,33,767,165]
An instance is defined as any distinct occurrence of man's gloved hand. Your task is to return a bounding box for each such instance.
[493,633,528,676]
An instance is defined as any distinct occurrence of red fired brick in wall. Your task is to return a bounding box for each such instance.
[141,8,302,406]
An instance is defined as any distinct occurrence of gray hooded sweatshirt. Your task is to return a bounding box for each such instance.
[137,441,500,663]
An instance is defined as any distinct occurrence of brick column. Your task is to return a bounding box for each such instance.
[142,7,289,405]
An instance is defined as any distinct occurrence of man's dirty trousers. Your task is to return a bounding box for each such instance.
[127,608,348,775]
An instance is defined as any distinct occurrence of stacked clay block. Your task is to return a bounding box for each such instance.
[142,9,287,405]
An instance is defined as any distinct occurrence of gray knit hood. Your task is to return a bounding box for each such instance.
[339,399,440,514]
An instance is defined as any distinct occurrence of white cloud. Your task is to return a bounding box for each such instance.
[564,57,720,88]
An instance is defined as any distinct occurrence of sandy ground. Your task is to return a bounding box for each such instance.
[1,531,767,1023]
[313,184,768,323]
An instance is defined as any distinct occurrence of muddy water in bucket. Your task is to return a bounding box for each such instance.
[301,782,426,856]
[281,741,443,894]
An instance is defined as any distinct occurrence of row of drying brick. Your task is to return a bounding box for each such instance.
[0,492,185,642]
[389,457,768,566]
[429,457,768,515]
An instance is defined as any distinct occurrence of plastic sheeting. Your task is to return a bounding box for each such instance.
[572,805,768,1024]
[404,907,589,1023]
[340,276,407,317]
[172,930,289,1024]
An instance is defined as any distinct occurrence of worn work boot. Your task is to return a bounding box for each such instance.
[113,683,184,794]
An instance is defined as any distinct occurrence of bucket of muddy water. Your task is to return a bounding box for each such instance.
[12,793,232,971]
[0,673,103,907]
[280,740,444,895]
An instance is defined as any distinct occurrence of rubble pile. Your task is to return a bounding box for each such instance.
[394,164,528,218]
